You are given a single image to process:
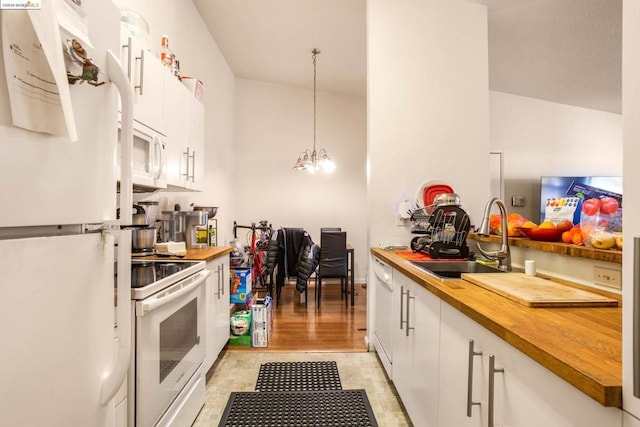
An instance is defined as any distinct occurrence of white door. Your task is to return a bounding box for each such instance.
[0,234,116,426]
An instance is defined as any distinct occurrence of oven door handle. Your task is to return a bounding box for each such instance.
[138,269,210,316]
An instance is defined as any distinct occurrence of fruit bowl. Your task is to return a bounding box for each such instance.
[516,227,564,242]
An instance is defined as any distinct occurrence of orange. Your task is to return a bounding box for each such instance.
[539,221,556,229]
[572,233,583,245]
[561,231,573,243]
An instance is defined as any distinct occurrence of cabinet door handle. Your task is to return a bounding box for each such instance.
[466,339,482,417]
[405,290,415,337]
[488,355,504,427]
[190,150,196,182]
[400,285,407,330]
[221,263,225,296]
[182,147,196,182]
[214,264,221,298]
[135,49,145,95]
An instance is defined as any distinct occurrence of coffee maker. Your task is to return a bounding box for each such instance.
[161,211,185,243]
[184,211,208,249]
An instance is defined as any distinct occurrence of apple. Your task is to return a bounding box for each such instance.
[599,197,619,215]
[591,231,616,250]
[556,220,573,232]
[581,198,601,216]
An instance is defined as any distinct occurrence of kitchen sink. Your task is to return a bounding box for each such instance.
[409,260,506,279]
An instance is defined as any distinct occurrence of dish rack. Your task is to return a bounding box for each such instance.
[410,205,471,259]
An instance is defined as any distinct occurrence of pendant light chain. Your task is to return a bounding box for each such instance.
[313,48,318,156]
[292,48,335,172]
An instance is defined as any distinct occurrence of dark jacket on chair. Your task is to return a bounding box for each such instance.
[264,228,319,294]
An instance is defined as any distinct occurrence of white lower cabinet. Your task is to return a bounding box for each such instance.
[205,255,230,370]
[392,271,441,427]
[438,302,622,427]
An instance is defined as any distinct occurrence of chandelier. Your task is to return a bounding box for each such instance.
[293,48,336,173]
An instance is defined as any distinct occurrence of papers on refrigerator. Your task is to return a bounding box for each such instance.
[1,6,77,139]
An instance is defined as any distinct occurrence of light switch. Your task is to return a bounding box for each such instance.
[511,196,525,207]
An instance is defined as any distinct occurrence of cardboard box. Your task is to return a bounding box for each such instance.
[229,309,252,346]
[230,268,252,304]
[251,295,273,348]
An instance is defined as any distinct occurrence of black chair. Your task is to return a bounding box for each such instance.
[320,227,341,232]
[316,231,348,308]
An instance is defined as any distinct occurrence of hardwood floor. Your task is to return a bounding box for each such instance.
[226,278,368,352]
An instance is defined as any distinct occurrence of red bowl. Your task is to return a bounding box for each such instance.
[516,227,564,242]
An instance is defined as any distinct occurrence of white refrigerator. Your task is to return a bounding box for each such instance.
[623,1,640,425]
[0,1,134,425]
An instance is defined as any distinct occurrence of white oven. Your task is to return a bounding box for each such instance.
[118,119,167,189]
[131,260,209,427]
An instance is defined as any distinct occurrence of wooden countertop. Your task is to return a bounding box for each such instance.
[138,245,233,262]
[371,247,622,407]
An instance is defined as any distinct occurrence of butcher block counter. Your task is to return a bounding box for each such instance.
[138,245,233,262]
[371,247,622,407]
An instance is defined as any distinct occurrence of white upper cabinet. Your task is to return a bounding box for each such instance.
[119,36,166,134]
[119,36,206,192]
[163,75,205,191]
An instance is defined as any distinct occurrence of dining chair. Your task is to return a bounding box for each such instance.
[316,231,348,308]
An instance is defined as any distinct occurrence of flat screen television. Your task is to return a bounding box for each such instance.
[539,176,622,224]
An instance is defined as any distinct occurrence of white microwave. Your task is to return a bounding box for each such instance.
[118,119,167,189]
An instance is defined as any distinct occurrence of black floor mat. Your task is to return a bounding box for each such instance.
[218,389,378,427]
[255,361,342,392]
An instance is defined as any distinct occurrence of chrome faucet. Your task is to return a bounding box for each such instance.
[476,198,512,271]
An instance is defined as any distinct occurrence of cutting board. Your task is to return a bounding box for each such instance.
[461,273,619,308]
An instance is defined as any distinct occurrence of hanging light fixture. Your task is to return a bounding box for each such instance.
[293,48,336,173]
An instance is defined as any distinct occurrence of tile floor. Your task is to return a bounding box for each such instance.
[193,351,412,426]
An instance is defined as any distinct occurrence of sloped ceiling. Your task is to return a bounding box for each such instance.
[193,0,622,113]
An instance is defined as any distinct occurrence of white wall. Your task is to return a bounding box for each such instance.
[490,91,622,221]
[232,78,368,281]
[367,0,491,248]
[119,1,237,246]
[367,0,490,345]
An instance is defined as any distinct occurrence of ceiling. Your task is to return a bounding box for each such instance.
[193,0,622,113]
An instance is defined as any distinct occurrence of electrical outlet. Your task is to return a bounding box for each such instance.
[396,213,409,227]
[593,266,622,289]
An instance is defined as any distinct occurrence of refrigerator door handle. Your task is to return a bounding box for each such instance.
[100,50,134,406]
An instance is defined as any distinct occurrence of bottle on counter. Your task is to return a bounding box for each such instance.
[208,225,216,247]
[160,34,173,68]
